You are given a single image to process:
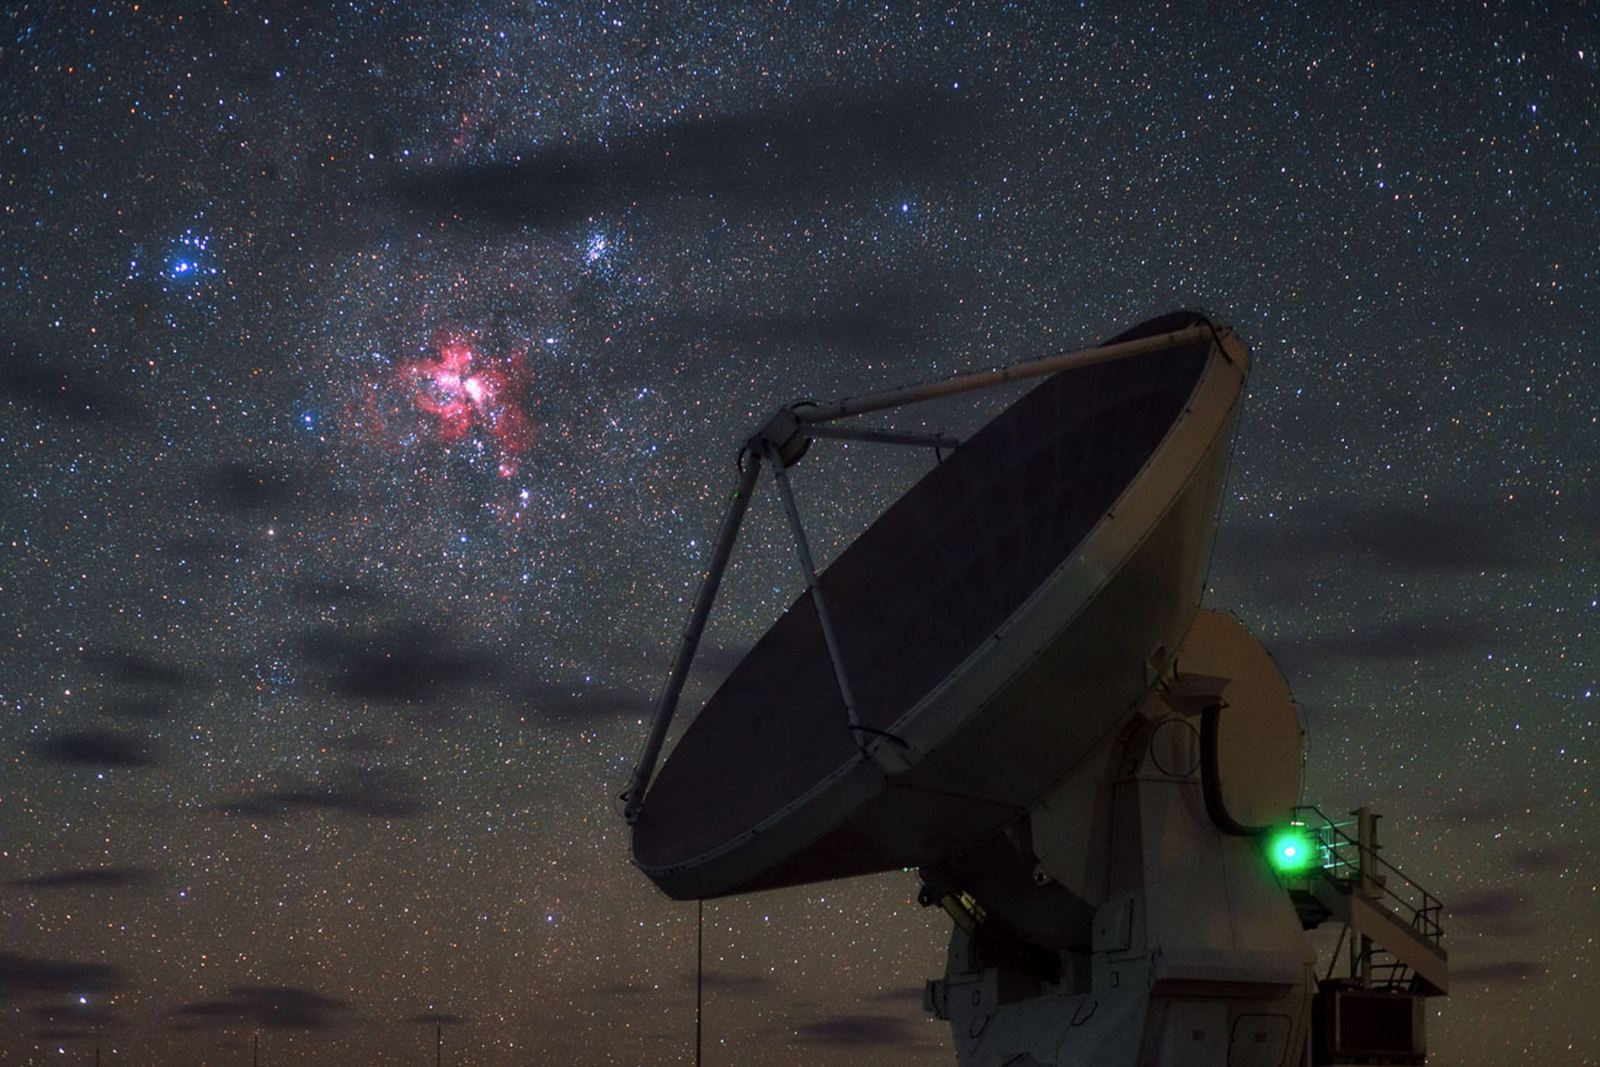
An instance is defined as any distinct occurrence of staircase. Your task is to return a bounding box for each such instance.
[1285,806,1448,997]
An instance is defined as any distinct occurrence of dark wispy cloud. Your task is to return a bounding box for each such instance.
[32,1001,119,1029]
[1273,617,1493,668]
[82,648,200,689]
[1327,502,1525,571]
[0,331,142,424]
[0,953,126,1000]
[1217,495,1531,577]
[1510,844,1578,874]
[1446,887,1535,938]
[652,281,963,363]
[216,767,429,820]
[1447,888,1525,921]
[794,1012,922,1047]
[169,984,352,1031]
[99,695,171,721]
[517,681,646,726]
[303,621,499,706]
[539,639,747,729]
[200,461,298,514]
[397,88,986,230]
[9,866,157,891]
[37,729,156,769]
[31,1027,99,1041]
[1450,959,1545,985]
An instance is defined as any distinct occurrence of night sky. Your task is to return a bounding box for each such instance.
[2,3,1596,1064]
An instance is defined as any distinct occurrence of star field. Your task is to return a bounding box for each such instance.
[1,2,1596,1063]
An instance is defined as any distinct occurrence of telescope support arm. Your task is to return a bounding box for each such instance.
[623,455,764,823]
[794,323,1217,424]
[763,442,868,750]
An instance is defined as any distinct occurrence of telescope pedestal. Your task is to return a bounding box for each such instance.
[924,643,1315,1066]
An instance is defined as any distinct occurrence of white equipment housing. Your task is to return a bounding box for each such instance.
[923,610,1317,1066]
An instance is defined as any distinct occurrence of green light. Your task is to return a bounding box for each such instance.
[1268,828,1317,875]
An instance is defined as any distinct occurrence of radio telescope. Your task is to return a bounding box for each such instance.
[622,312,1447,1065]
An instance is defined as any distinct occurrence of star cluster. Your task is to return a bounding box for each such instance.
[1,2,1595,1064]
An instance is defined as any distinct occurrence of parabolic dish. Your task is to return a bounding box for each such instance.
[633,311,1249,899]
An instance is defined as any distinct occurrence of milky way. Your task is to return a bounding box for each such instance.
[1,3,1596,1064]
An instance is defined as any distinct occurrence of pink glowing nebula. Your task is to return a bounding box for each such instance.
[369,329,536,477]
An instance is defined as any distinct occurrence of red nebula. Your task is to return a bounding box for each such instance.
[380,328,536,476]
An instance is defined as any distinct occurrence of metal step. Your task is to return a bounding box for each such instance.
[1310,874,1448,996]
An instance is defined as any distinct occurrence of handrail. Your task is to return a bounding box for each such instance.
[1291,805,1446,947]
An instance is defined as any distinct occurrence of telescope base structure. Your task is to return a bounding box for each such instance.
[924,735,1315,1065]
[920,612,1446,1065]
[922,618,1319,1066]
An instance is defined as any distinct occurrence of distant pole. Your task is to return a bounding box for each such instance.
[94,1048,100,1067]
[696,899,704,1067]
[253,1032,258,1067]
[436,1022,442,1067]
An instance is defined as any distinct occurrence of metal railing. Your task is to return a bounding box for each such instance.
[1290,805,1445,948]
